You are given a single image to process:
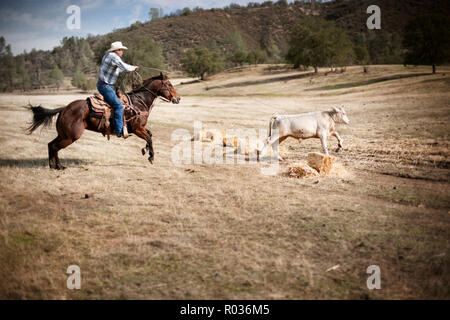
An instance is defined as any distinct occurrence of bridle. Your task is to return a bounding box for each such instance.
[140,83,173,103]
[132,77,174,105]
[119,75,178,124]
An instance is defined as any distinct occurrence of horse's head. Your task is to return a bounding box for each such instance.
[144,72,180,104]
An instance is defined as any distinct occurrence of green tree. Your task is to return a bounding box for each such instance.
[149,8,163,20]
[29,48,48,89]
[54,47,75,75]
[329,29,355,71]
[77,40,95,74]
[182,46,224,80]
[71,68,86,89]
[48,64,64,91]
[286,17,328,73]
[52,37,96,76]
[286,17,353,73]
[246,50,269,65]
[116,37,165,91]
[93,37,115,65]
[16,55,32,91]
[181,7,192,16]
[261,1,274,6]
[260,34,281,63]
[71,68,96,91]
[229,50,247,66]
[403,14,450,74]
[80,77,96,91]
[367,32,402,64]
[354,45,370,72]
[0,37,15,91]
[276,0,288,7]
[122,38,165,74]
[225,31,248,55]
[387,33,402,64]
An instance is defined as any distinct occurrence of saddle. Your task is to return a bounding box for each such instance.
[87,91,131,140]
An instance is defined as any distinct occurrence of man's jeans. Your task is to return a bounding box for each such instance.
[97,81,124,135]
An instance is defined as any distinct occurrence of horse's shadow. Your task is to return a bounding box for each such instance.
[0,158,91,168]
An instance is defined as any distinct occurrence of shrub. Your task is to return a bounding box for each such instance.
[182,46,224,80]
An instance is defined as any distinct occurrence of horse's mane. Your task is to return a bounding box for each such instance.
[131,73,165,94]
[143,73,166,86]
[128,74,164,94]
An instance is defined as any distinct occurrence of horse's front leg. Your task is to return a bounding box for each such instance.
[135,127,154,164]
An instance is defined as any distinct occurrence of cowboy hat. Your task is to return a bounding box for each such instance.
[107,41,128,52]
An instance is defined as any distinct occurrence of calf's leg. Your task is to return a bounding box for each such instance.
[271,136,288,161]
[332,131,343,151]
[258,133,285,161]
[319,133,329,156]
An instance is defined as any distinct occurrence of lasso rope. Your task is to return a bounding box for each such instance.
[131,71,143,89]
[139,66,170,74]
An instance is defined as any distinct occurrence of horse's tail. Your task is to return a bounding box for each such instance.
[26,105,64,134]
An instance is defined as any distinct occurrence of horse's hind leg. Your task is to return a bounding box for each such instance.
[48,123,85,170]
[47,100,88,169]
[48,136,61,169]
[48,136,78,170]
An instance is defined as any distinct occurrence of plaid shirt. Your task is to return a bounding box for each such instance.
[98,52,136,85]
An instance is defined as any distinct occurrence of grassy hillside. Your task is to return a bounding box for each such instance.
[1,0,449,92]
[93,0,450,69]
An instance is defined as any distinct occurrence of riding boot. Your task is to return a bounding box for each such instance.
[122,114,129,139]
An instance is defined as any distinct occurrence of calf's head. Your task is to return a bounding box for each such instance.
[331,106,350,124]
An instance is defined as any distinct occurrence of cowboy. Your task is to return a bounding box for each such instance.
[97,41,139,138]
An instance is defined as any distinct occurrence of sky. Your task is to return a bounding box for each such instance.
[0,0,301,55]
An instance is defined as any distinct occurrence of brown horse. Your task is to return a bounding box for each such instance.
[27,73,180,169]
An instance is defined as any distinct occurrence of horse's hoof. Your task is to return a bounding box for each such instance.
[56,165,66,170]
[141,148,146,156]
[148,156,154,164]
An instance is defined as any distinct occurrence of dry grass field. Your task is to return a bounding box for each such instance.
[0,65,449,299]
